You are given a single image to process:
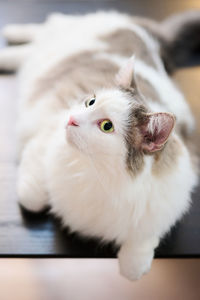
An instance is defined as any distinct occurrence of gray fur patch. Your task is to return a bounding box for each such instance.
[123,90,148,176]
[29,51,119,104]
[99,29,158,69]
[136,74,161,103]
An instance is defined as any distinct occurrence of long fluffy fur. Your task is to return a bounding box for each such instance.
[1,11,199,280]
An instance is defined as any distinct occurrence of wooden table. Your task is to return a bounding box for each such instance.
[0,0,200,258]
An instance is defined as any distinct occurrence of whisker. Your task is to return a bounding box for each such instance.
[70,171,85,178]
[67,159,78,168]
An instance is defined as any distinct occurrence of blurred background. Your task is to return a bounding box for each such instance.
[0,0,200,25]
[0,259,200,300]
[0,0,200,299]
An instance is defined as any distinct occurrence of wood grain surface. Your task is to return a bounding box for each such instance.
[0,0,200,257]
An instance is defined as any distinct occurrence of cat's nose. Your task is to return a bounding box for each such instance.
[67,116,79,127]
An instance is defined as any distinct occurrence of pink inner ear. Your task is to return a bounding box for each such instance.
[142,113,175,152]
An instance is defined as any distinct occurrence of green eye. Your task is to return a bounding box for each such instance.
[85,97,96,107]
[99,120,114,133]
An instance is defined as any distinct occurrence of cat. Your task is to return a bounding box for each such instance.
[0,10,199,280]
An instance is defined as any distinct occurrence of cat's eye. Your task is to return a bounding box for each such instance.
[85,97,96,107]
[99,119,114,133]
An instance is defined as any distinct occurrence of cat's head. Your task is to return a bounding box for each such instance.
[66,58,175,175]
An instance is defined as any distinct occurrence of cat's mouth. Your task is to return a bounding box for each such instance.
[65,120,84,151]
[66,123,92,155]
[66,124,77,145]
[65,115,79,145]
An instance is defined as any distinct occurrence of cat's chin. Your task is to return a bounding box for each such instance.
[65,127,84,153]
[65,129,95,157]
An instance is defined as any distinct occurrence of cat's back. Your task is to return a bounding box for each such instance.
[20,12,162,105]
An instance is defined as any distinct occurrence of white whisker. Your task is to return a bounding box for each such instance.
[70,171,85,178]
[67,159,78,167]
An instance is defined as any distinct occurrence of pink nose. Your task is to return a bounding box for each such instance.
[67,116,79,127]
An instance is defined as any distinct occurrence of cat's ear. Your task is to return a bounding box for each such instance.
[140,112,175,152]
[115,56,137,90]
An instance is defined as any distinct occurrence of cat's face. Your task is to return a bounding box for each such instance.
[66,59,175,175]
[66,88,131,160]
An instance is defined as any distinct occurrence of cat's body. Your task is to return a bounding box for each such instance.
[1,11,199,280]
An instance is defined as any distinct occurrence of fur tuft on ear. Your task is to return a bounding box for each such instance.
[141,112,175,152]
[115,56,137,90]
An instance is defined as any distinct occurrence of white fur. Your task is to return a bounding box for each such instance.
[1,12,198,281]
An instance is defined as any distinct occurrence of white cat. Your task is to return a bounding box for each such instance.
[1,10,199,280]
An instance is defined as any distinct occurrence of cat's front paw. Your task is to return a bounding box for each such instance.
[118,250,153,281]
[17,176,48,213]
